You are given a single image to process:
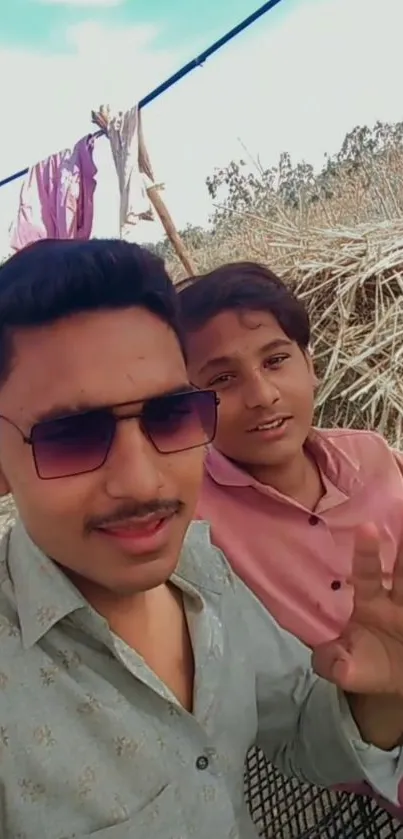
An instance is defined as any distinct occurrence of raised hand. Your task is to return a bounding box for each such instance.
[313,523,403,697]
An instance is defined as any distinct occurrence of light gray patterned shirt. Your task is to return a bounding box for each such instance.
[0,519,400,839]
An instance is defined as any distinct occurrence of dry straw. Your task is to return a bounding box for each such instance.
[269,218,403,447]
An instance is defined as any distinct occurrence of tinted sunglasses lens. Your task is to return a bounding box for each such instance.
[144,390,217,454]
[31,411,115,479]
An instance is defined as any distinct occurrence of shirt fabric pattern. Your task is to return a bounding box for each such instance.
[0,518,401,838]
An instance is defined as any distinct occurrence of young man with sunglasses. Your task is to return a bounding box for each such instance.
[0,240,403,839]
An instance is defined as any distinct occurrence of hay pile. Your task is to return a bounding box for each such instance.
[274,218,403,446]
[173,216,403,448]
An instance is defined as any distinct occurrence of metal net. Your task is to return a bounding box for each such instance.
[245,748,403,838]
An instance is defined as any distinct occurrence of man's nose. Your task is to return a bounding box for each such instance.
[104,419,165,500]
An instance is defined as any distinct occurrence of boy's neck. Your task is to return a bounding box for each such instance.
[237,448,324,511]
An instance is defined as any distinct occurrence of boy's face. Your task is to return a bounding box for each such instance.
[186,309,316,478]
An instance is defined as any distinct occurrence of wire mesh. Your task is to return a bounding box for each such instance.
[244,747,403,838]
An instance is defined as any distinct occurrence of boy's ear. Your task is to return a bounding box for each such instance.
[305,347,320,390]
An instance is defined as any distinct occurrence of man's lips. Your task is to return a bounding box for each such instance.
[98,512,172,537]
[95,512,176,552]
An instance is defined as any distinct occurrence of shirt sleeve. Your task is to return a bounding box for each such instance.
[234,572,402,804]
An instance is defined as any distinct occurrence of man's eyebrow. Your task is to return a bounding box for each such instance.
[198,339,293,376]
[33,402,97,424]
[32,383,194,425]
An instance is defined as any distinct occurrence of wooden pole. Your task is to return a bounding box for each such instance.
[146,185,196,276]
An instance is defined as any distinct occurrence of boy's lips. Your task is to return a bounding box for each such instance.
[247,415,292,433]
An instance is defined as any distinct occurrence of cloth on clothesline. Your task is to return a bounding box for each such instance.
[10,135,97,252]
[97,105,155,237]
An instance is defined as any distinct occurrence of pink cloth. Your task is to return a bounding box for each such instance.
[10,135,97,251]
[197,428,403,816]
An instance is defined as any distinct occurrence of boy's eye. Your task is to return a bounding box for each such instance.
[264,355,289,368]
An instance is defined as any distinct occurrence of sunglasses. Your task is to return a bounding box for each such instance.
[0,389,219,480]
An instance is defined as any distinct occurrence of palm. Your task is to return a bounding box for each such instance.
[313,524,403,696]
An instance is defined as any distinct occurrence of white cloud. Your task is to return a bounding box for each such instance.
[1,0,403,258]
[64,20,161,79]
[37,0,123,7]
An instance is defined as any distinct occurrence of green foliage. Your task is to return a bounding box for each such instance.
[206,120,403,225]
[150,119,403,283]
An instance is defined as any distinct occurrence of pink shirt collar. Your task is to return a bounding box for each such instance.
[205,428,363,508]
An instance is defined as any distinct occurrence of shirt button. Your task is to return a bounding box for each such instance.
[331,580,342,591]
[309,515,320,526]
[195,755,209,771]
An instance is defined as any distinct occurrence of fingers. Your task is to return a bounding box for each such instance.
[351,523,384,601]
[312,641,355,691]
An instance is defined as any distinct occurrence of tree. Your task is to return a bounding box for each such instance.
[206,120,403,228]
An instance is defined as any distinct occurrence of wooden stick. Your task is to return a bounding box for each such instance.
[146,185,196,276]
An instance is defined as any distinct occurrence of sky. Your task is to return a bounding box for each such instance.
[0,0,403,255]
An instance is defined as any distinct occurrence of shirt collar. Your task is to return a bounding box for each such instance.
[4,519,225,650]
[205,429,363,498]
[5,520,88,650]
[174,520,229,596]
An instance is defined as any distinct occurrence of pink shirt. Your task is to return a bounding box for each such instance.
[197,429,403,649]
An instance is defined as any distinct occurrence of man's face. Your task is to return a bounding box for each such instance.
[0,307,205,594]
[187,309,315,476]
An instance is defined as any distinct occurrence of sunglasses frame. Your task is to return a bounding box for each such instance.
[0,389,219,480]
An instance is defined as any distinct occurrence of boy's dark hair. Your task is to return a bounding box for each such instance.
[0,238,184,384]
[178,261,310,350]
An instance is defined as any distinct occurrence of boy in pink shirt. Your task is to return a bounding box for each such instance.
[179,262,403,815]
[179,262,403,646]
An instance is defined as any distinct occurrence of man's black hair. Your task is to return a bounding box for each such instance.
[0,238,185,383]
[178,261,310,350]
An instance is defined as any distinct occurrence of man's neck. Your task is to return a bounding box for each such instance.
[70,572,166,633]
[240,448,324,511]
[70,576,194,710]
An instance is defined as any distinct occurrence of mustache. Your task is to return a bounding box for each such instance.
[85,499,183,533]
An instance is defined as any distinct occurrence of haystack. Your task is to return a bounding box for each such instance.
[273,218,403,447]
